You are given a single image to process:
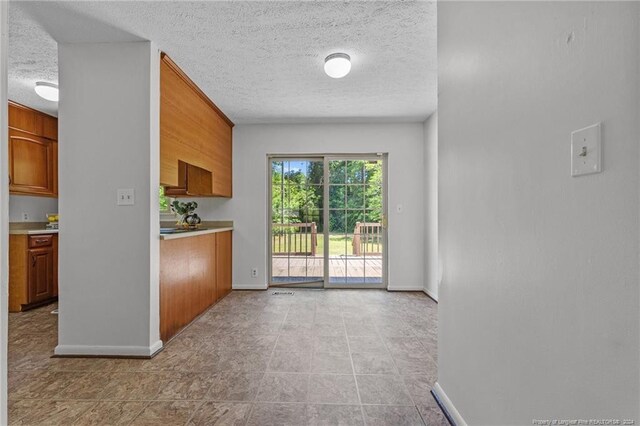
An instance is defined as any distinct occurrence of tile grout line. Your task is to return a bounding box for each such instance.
[343,312,367,426]
[415,402,429,426]
[388,314,429,426]
[126,399,154,426]
[181,399,207,426]
[243,301,293,425]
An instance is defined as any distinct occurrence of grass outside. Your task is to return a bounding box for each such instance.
[272,234,382,256]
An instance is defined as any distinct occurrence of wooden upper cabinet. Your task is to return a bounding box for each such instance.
[164,161,213,197]
[8,102,58,197]
[41,115,58,141]
[160,53,233,198]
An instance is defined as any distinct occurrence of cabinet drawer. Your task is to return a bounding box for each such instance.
[29,235,53,248]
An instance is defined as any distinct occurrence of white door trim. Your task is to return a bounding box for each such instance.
[0,1,9,422]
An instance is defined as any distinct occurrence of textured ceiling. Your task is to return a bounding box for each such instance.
[9,4,59,116]
[9,1,437,123]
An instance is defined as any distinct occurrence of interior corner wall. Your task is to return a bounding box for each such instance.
[194,123,425,291]
[437,2,640,424]
[56,41,161,356]
[423,112,438,301]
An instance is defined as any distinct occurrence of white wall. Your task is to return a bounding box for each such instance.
[423,112,438,300]
[437,2,639,424]
[8,195,57,222]
[195,123,425,290]
[56,42,161,356]
[0,1,9,422]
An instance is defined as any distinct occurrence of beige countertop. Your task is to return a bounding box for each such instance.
[10,222,233,238]
[159,220,233,241]
[9,222,58,235]
[10,229,59,235]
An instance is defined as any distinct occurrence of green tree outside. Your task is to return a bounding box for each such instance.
[271,160,383,254]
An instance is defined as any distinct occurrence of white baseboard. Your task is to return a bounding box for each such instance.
[432,382,467,426]
[423,287,438,302]
[233,283,426,292]
[54,340,163,357]
[233,283,268,290]
[387,285,424,291]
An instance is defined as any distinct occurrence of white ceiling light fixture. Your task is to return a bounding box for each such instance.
[324,53,351,79]
[34,81,59,102]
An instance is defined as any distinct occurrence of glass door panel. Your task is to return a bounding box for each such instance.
[270,159,324,286]
[326,157,385,287]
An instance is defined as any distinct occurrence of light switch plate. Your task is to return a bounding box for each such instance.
[117,188,135,206]
[571,123,601,177]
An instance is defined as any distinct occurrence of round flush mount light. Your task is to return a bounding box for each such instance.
[34,81,59,102]
[324,53,351,79]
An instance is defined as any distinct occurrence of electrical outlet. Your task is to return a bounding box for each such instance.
[117,188,135,206]
[251,268,258,278]
[22,212,29,221]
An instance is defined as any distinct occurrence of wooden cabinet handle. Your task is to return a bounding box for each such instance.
[32,255,36,267]
[34,239,47,244]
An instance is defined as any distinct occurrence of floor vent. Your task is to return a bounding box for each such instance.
[272,291,295,296]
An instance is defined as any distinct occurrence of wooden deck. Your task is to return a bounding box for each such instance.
[272,255,382,282]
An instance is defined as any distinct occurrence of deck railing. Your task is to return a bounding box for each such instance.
[352,222,383,256]
[272,222,317,256]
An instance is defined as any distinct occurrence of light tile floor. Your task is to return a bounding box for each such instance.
[8,290,447,425]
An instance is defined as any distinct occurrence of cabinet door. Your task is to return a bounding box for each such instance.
[28,247,54,304]
[9,128,55,196]
[211,126,232,197]
[9,102,41,135]
[216,231,233,300]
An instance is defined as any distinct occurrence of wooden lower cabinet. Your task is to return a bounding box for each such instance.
[28,246,55,303]
[160,231,233,342]
[216,231,232,300]
[9,233,58,312]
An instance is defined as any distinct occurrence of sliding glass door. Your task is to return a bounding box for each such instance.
[270,158,324,286]
[325,157,385,287]
[269,155,386,289]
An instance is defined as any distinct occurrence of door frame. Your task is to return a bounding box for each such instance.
[1,1,9,421]
[266,153,388,289]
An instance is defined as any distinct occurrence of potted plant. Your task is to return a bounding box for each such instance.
[171,200,202,228]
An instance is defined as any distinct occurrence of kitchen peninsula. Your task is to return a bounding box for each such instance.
[159,51,234,342]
